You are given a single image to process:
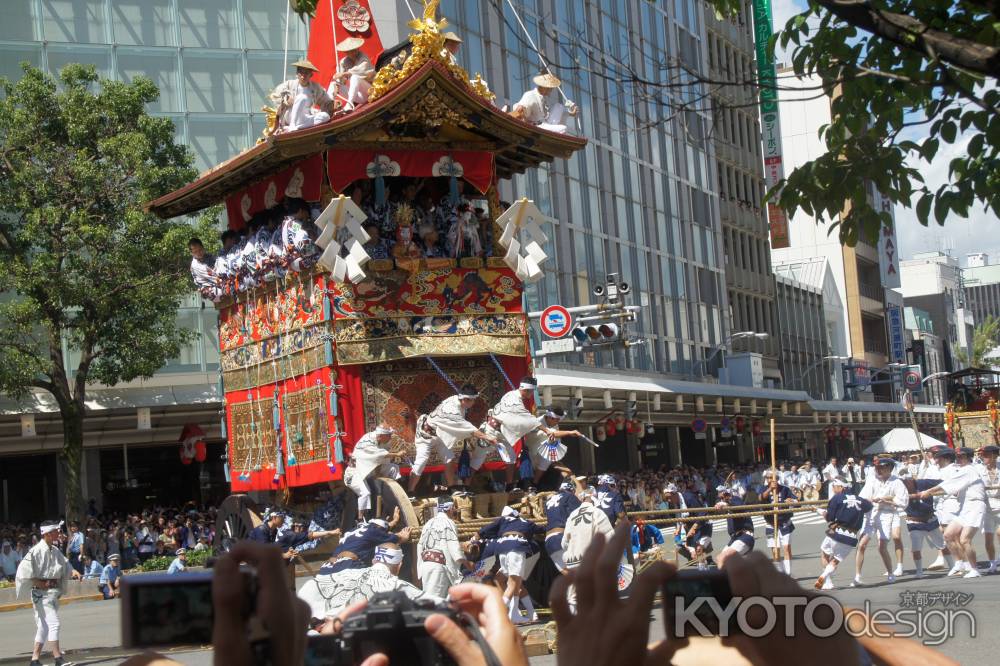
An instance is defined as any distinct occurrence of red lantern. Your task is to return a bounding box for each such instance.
[194,440,207,463]
[625,420,636,434]
[839,426,850,439]
[614,415,626,429]
[605,418,617,436]
[751,420,762,436]
[735,416,745,433]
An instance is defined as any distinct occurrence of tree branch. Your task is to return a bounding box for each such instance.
[816,0,1000,77]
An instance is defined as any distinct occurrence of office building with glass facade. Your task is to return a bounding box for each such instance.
[0,0,308,520]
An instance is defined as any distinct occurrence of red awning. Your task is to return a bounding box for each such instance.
[326,149,494,195]
[224,154,324,230]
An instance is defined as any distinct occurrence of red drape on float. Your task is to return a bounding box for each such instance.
[327,150,495,195]
[224,154,324,230]
[307,0,385,90]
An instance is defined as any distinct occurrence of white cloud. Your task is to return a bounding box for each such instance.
[771,0,808,30]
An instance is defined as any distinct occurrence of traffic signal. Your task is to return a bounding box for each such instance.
[572,322,621,345]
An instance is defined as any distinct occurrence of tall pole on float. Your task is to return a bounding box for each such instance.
[770,418,779,562]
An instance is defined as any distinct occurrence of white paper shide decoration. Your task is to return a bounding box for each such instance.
[313,195,372,283]
[496,198,551,283]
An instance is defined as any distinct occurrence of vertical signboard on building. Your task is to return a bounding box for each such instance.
[887,304,906,363]
[752,0,788,249]
[877,194,901,288]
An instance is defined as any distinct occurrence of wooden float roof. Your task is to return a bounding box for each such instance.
[148,60,587,219]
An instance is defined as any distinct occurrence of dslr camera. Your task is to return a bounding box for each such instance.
[307,591,498,666]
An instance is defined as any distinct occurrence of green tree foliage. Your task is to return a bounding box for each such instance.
[772,0,999,244]
[0,64,214,521]
[955,314,1000,368]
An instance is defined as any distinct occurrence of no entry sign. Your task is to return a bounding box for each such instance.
[540,305,572,338]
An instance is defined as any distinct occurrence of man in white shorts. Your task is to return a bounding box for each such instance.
[407,383,497,494]
[524,406,584,485]
[902,476,950,577]
[815,478,872,590]
[715,487,755,568]
[467,411,516,480]
[978,445,1000,573]
[476,506,544,622]
[915,447,988,578]
[856,456,908,584]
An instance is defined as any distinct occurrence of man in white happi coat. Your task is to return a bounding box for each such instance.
[299,543,437,622]
[511,73,578,134]
[269,60,334,132]
[915,446,988,578]
[978,445,1000,573]
[524,406,583,485]
[345,424,400,520]
[16,521,81,666]
[560,486,628,614]
[491,376,542,491]
[408,383,497,494]
[417,497,468,597]
[855,457,909,585]
[328,37,374,111]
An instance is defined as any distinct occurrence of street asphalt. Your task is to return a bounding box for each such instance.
[0,518,994,665]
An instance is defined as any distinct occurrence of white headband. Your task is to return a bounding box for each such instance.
[501,506,519,518]
[457,392,479,400]
[369,519,389,529]
[545,411,564,421]
[40,522,62,535]
[437,501,455,512]
[519,381,536,390]
[372,546,403,565]
[375,426,394,436]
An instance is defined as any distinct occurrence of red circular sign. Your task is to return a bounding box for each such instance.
[540,305,573,338]
[691,418,707,433]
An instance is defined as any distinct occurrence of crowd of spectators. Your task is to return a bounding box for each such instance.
[0,502,217,582]
[190,177,497,302]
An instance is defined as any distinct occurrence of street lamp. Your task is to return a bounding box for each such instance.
[922,371,950,385]
[701,332,769,380]
[789,355,849,393]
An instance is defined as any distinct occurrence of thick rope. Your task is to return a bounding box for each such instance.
[426,356,460,393]
[488,352,516,390]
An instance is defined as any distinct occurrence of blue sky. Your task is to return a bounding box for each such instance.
[769,0,1000,264]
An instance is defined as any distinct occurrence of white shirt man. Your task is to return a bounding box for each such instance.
[977,445,1000,573]
[511,73,577,134]
[15,522,80,665]
[409,385,494,493]
[1,541,21,579]
[917,447,987,578]
[561,488,623,613]
[345,425,399,517]
[490,377,542,490]
[417,499,467,597]
[328,39,374,111]
[857,458,909,582]
[269,60,333,132]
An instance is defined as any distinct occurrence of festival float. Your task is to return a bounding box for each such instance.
[147,0,586,578]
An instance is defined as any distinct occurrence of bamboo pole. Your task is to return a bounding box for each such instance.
[770,418,779,562]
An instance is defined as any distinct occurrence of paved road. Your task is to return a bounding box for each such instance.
[1,517,994,664]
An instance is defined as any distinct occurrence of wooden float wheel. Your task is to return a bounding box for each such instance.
[215,494,263,553]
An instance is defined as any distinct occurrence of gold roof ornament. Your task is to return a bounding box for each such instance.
[369,0,494,105]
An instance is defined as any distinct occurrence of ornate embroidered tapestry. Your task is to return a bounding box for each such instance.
[229,397,278,473]
[282,385,329,466]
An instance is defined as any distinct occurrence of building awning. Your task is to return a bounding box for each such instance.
[0,385,221,416]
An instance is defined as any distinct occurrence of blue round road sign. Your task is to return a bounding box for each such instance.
[692,418,707,433]
[540,305,572,338]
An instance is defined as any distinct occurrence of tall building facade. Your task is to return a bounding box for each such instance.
[0,0,306,520]
[900,251,975,370]
[377,0,731,378]
[771,69,896,401]
[962,259,1000,331]
[705,1,781,384]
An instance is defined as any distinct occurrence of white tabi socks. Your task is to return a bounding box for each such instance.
[520,594,537,622]
[782,559,792,575]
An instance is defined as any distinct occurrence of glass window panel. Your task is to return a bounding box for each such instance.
[42,0,106,44]
[1,0,39,41]
[117,48,180,113]
[0,44,42,86]
[178,0,240,49]
[184,52,245,113]
[47,44,112,80]
[112,0,174,46]
[591,236,606,274]
[188,116,249,172]
[244,0,306,50]
[247,53,287,111]
[201,309,220,369]
[160,308,203,372]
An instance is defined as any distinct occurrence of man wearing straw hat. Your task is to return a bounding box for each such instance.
[329,37,374,111]
[441,32,463,66]
[269,59,334,131]
[15,521,81,666]
[511,72,578,134]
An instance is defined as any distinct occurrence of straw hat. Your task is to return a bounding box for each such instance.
[443,32,463,43]
[291,59,319,72]
[337,36,365,52]
[533,72,561,88]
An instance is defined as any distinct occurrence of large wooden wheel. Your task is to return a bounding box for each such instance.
[341,477,421,583]
[215,494,263,553]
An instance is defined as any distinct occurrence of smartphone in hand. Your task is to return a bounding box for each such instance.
[662,569,736,638]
